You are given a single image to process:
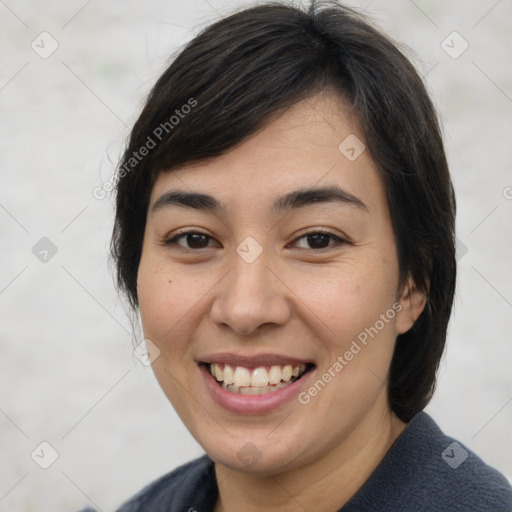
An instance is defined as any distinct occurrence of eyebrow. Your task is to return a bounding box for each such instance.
[151,185,368,214]
[152,190,224,214]
[272,185,368,213]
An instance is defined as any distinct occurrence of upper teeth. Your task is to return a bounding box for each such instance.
[209,363,307,387]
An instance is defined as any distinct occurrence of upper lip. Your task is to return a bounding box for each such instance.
[198,352,314,367]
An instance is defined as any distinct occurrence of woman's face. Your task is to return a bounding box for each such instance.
[137,92,424,474]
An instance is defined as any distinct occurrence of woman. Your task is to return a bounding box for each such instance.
[86,1,512,510]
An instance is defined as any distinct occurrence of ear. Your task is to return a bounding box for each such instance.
[395,277,427,335]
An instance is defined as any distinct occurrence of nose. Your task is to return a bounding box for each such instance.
[210,251,291,336]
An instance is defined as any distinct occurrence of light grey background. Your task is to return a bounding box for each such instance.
[0,0,511,510]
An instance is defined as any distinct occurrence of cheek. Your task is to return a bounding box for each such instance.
[137,270,174,337]
[290,257,399,337]
[136,253,220,354]
[136,255,192,346]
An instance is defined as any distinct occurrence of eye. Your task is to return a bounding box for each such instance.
[163,231,219,249]
[162,229,347,251]
[291,230,347,250]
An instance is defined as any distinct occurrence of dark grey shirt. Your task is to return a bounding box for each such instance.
[78,412,512,511]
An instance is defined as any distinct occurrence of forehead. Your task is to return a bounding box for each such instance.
[149,92,386,215]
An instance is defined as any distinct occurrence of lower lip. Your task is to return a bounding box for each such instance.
[199,364,315,415]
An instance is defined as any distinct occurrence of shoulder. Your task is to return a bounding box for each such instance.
[408,413,511,509]
[117,454,216,511]
[344,412,512,512]
[76,455,216,512]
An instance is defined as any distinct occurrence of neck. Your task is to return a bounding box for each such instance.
[213,399,407,512]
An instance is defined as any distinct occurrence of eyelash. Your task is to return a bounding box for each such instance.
[161,229,349,251]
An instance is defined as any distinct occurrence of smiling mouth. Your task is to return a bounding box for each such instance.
[203,362,315,395]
